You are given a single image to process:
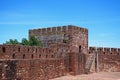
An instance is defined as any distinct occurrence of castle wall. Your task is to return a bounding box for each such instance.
[0,44,68,80]
[0,44,87,79]
[77,53,86,74]
[0,25,120,79]
[0,59,65,80]
[0,44,69,60]
[89,47,120,72]
[29,25,88,75]
[63,52,86,75]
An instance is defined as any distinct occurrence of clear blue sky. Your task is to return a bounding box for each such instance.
[0,0,120,48]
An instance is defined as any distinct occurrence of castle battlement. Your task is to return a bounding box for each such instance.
[89,46,120,55]
[0,25,120,80]
[29,25,88,36]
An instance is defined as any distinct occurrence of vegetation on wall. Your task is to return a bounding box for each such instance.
[29,35,41,46]
[4,35,42,47]
[21,38,29,46]
[5,39,20,45]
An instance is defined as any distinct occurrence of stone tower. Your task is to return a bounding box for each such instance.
[29,25,88,75]
[29,25,88,54]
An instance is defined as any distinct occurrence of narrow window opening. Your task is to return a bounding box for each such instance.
[79,46,81,53]
[46,55,48,58]
[31,54,34,58]
[28,48,29,52]
[118,53,119,55]
[18,48,20,52]
[104,52,105,54]
[2,47,5,53]
[12,54,15,59]
[23,54,25,59]
[36,48,37,53]
[39,54,41,58]
[51,55,54,58]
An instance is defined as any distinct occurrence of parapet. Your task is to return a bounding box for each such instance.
[0,45,50,59]
[0,43,70,60]
[89,46,120,55]
[89,47,96,53]
[29,25,88,36]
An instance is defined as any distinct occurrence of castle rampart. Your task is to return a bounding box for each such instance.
[0,25,120,80]
[0,44,69,80]
[88,47,120,72]
[0,59,65,80]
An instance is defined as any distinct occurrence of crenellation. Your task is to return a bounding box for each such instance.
[97,47,104,54]
[118,48,120,55]
[0,25,120,80]
[41,28,46,34]
[33,29,38,35]
[83,28,88,34]
[38,28,42,34]
[47,27,51,33]
[73,26,77,30]
[68,25,74,30]
[89,47,96,54]
[79,27,84,33]
[88,47,120,55]
[76,26,79,30]
[62,26,67,31]
[104,48,110,55]
[73,26,80,31]
[111,48,117,55]
[88,47,120,72]
[57,26,62,31]
[52,27,56,33]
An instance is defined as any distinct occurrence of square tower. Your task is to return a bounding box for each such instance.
[29,25,88,54]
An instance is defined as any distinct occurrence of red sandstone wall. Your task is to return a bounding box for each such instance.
[77,53,86,74]
[28,25,88,76]
[0,44,69,60]
[0,59,65,80]
[63,52,86,75]
[89,47,120,72]
[0,44,70,79]
[64,25,88,54]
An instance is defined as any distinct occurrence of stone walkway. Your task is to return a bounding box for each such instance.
[50,72,120,80]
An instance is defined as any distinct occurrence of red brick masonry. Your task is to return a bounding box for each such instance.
[0,25,120,80]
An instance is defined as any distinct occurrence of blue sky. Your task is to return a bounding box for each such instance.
[0,0,120,47]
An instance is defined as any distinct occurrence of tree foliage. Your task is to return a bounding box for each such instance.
[5,39,20,45]
[4,36,42,47]
[29,35,41,46]
[21,38,29,46]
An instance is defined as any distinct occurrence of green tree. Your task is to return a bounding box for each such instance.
[29,35,41,46]
[21,38,29,45]
[5,39,20,45]
[4,36,42,47]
